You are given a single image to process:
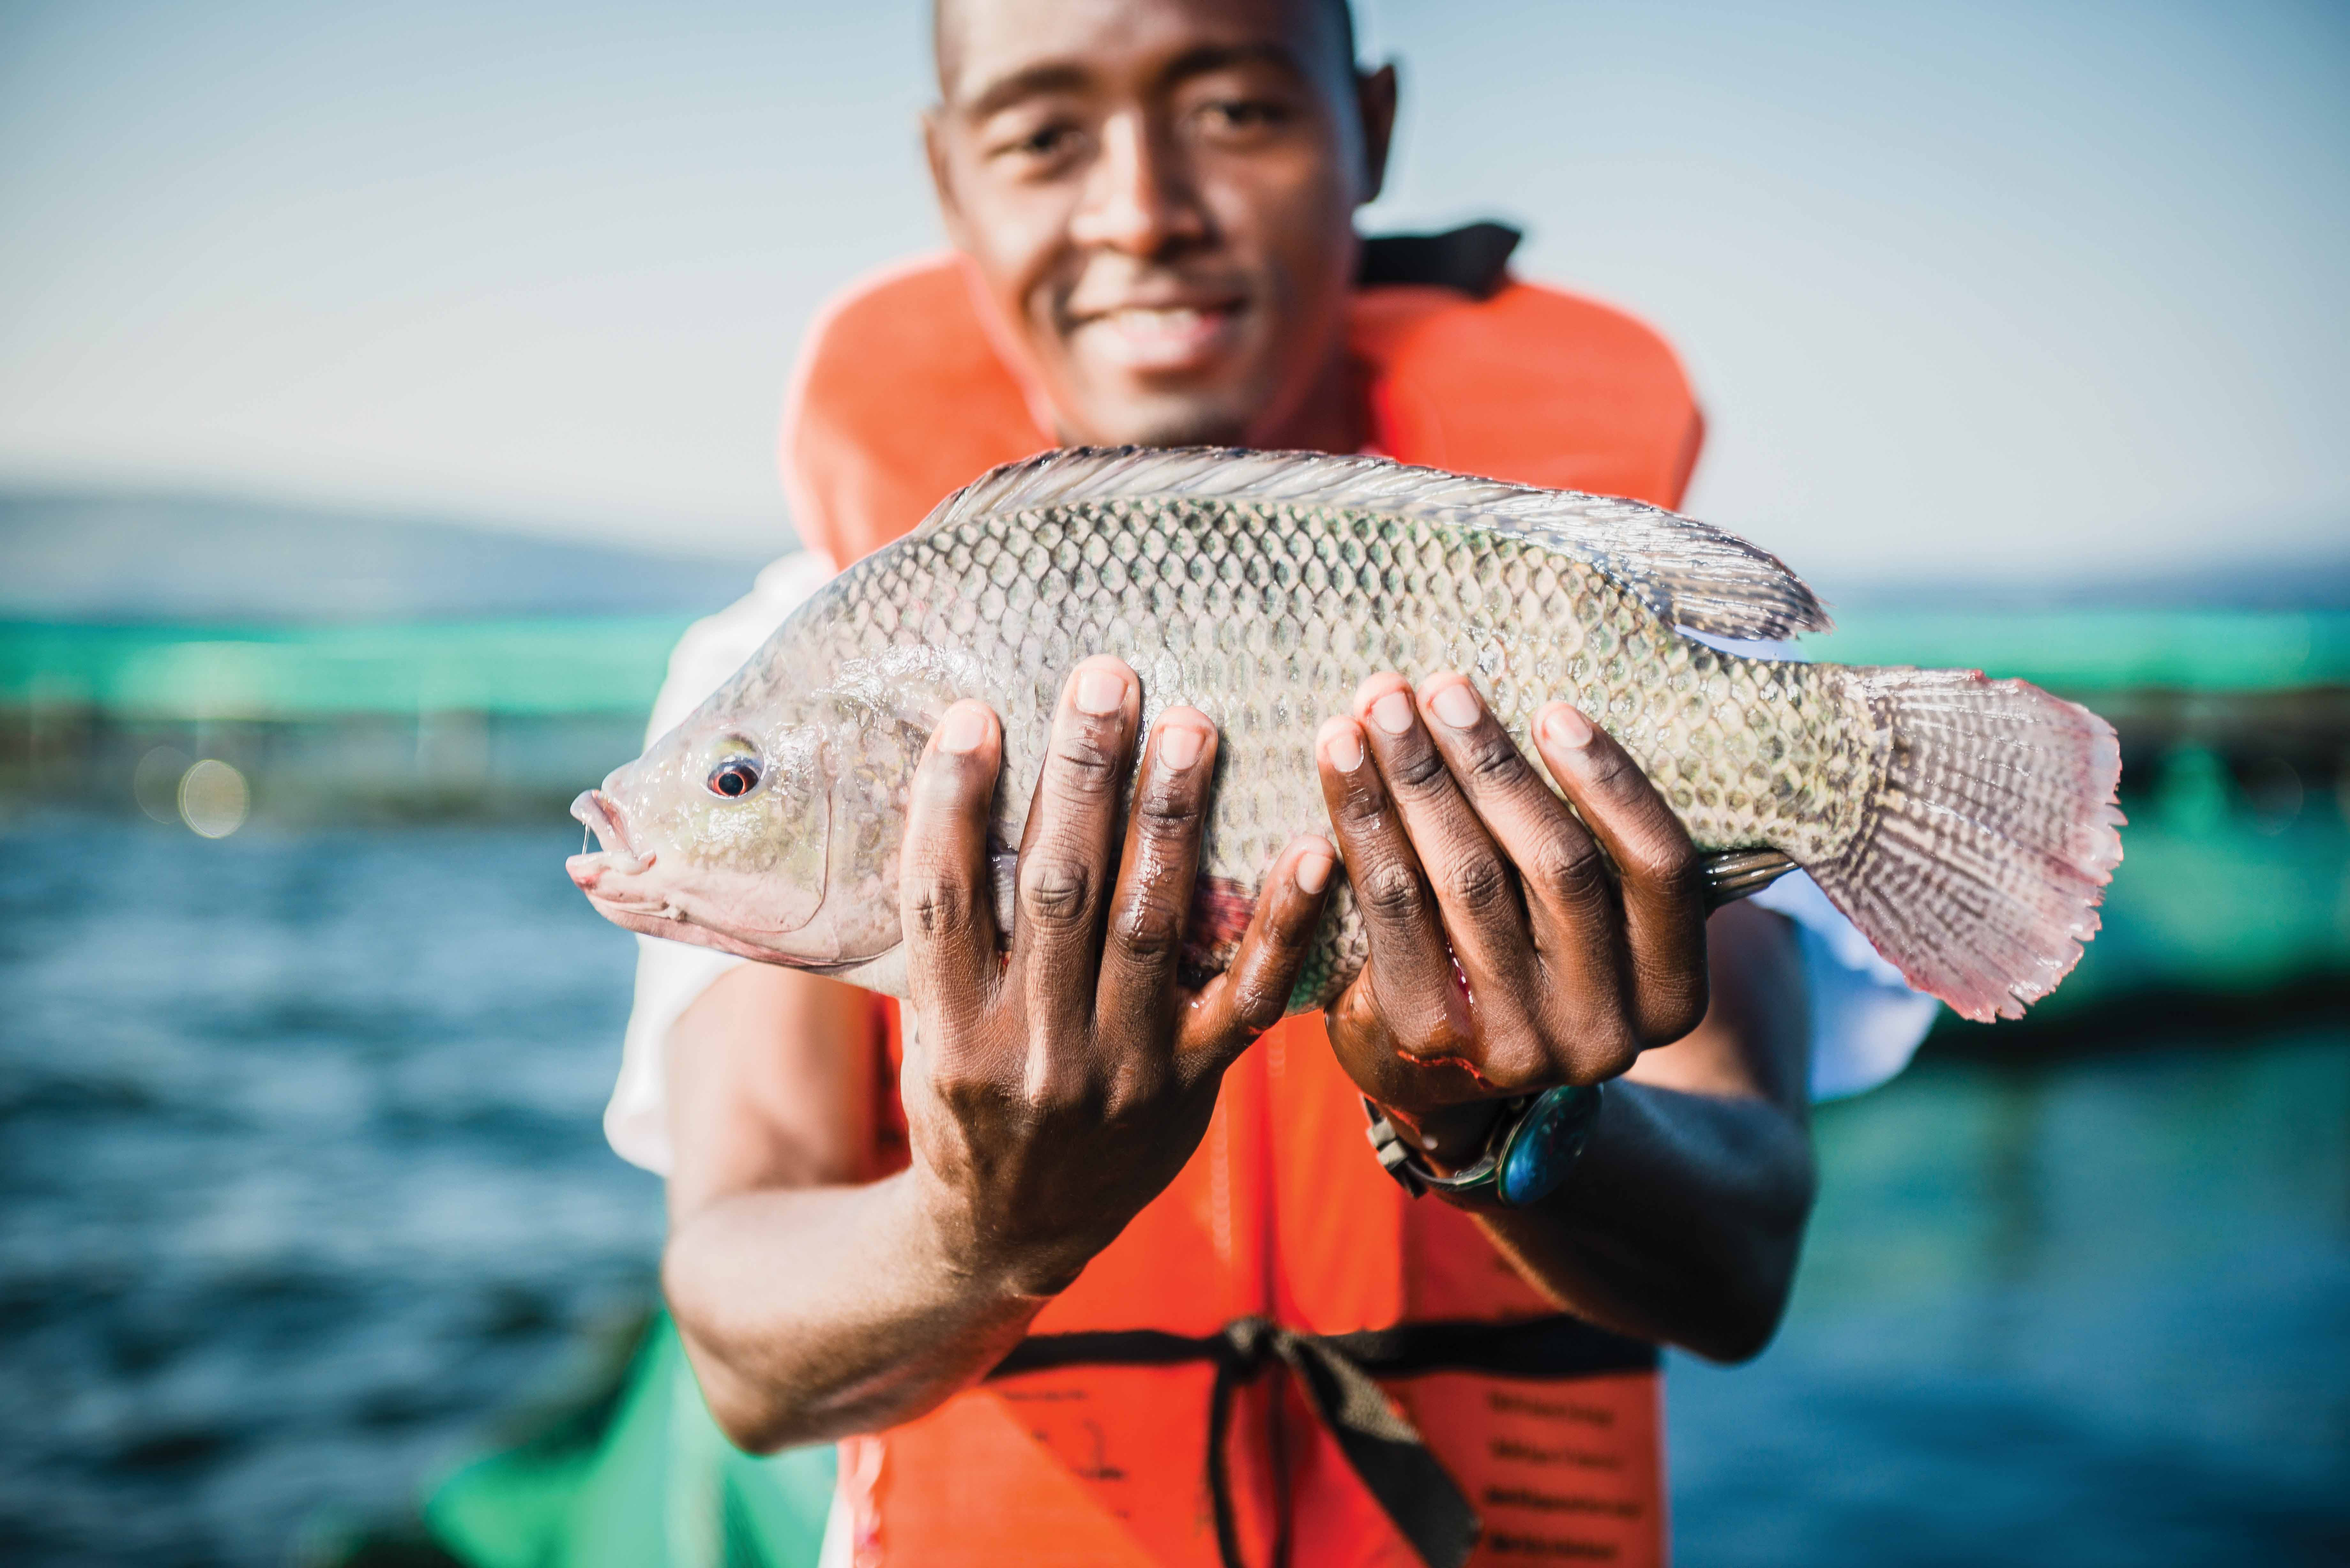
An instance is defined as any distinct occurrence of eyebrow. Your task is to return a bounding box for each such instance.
[962,62,1091,119]
[958,41,1311,120]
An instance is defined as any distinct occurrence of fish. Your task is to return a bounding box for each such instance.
[568,447,2124,1022]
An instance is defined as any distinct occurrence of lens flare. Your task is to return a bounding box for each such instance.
[178,758,250,839]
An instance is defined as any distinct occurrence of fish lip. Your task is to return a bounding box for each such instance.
[569,788,650,877]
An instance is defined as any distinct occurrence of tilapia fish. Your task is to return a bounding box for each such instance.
[569,448,2123,1022]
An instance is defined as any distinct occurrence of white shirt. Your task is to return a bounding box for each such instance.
[604,554,1937,1175]
[602,550,838,1175]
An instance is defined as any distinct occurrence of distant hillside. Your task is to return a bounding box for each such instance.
[0,490,781,622]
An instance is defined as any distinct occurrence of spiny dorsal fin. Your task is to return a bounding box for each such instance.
[920,447,1832,641]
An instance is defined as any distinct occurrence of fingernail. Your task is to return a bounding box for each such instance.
[1320,720,1364,772]
[1429,682,1481,731]
[938,704,988,754]
[1295,840,1335,895]
[1156,723,1204,771]
[1370,690,1414,735]
[1544,705,1594,750]
[1074,665,1125,716]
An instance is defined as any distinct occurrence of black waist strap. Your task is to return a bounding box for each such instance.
[988,1315,1656,1568]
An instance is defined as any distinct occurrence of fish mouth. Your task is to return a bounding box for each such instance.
[568,789,653,887]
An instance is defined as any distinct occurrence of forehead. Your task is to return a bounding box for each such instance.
[936,0,1349,108]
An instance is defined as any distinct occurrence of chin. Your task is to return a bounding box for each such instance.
[1051,362,1279,449]
[1065,393,1258,449]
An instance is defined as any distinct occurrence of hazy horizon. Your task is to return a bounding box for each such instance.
[4,0,2346,587]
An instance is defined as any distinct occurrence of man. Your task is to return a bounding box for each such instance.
[605,1,1936,1562]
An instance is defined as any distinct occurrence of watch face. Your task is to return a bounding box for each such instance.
[1497,1086,1600,1208]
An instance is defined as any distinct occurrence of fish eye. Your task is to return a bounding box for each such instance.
[707,757,762,799]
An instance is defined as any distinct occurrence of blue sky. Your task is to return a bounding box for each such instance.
[1,0,2344,590]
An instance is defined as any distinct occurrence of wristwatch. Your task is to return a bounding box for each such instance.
[1363,1084,1604,1210]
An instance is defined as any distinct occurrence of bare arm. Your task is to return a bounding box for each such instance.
[1477,904,1814,1361]
[662,965,1036,1451]
[661,659,1331,1451]
[1316,673,1816,1362]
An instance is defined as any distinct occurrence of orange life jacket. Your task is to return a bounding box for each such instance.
[781,250,1705,1568]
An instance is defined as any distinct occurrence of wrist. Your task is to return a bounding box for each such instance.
[1368,1096,1506,1176]
[899,1161,1084,1306]
[1364,1083,1607,1211]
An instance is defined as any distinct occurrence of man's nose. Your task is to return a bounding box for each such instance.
[1068,113,1209,257]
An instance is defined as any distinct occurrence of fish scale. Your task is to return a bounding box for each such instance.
[574,448,2123,1023]
[766,491,1872,1007]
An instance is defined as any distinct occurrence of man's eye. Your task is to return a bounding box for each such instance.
[1200,99,1288,133]
[992,121,1083,163]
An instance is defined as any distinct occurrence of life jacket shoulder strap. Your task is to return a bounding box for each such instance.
[779,255,1047,567]
[1354,280,1705,507]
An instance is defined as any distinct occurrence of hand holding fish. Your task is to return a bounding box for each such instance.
[1315,671,1709,1161]
[896,657,1336,1299]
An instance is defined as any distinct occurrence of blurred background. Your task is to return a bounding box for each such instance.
[2,1,2346,1564]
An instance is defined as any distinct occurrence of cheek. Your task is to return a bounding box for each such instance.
[1211,160,1355,299]
[958,186,1080,352]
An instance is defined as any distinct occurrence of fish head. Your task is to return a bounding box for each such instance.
[566,686,926,973]
[567,703,842,963]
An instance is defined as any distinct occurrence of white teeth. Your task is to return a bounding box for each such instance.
[1109,307,1207,336]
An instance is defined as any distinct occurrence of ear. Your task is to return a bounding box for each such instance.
[922,106,971,247]
[1354,62,1398,206]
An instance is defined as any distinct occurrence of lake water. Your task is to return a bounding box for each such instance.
[1,813,2344,1566]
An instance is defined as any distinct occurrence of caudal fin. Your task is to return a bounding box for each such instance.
[1808,667,2124,1022]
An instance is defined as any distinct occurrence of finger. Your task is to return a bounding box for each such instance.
[901,699,1005,1036]
[1533,703,1709,1044]
[1353,674,1544,1054]
[1325,977,1497,1111]
[1013,656,1141,1044]
[1414,671,1618,961]
[1096,708,1219,1058]
[1179,834,1335,1076]
[1313,710,1472,1056]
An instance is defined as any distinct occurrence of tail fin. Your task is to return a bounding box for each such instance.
[1808,667,2124,1022]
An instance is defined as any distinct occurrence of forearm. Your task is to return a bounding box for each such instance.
[664,1169,1044,1451]
[1473,903,1816,1360]
[1474,1079,1814,1361]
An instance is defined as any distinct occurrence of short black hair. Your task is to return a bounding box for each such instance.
[1325,0,1359,69]
[933,0,1361,93]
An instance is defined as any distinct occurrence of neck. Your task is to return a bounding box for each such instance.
[1245,341,1368,455]
[1043,342,1368,456]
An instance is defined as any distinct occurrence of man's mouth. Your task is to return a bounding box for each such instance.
[1072,300,1247,371]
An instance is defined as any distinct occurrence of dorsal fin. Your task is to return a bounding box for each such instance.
[918,446,1832,641]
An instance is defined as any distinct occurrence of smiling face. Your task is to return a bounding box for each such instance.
[926,0,1394,448]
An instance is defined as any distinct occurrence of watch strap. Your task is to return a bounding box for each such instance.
[1363,1084,1603,1211]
